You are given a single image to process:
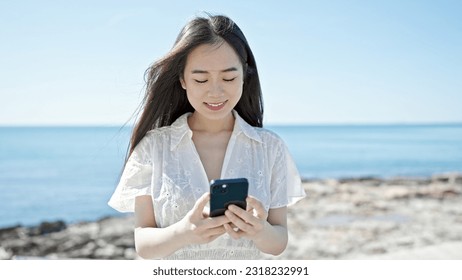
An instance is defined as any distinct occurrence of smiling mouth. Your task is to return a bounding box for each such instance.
[206,102,225,107]
[204,101,227,110]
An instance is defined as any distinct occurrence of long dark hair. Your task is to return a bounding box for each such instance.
[128,14,263,156]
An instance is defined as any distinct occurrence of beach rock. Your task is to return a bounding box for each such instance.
[432,172,462,184]
[0,215,135,260]
[33,220,66,236]
[0,247,11,260]
[384,186,413,199]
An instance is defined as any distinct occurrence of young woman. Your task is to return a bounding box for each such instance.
[108,14,306,260]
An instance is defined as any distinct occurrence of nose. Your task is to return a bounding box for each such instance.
[207,79,224,97]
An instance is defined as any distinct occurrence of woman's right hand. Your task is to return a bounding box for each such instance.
[134,193,229,259]
[177,192,230,245]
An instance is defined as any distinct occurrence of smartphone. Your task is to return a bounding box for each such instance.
[209,178,249,217]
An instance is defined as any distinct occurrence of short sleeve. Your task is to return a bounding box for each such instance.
[269,140,306,208]
[107,137,153,213]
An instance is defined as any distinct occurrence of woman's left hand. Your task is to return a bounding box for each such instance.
[223,196,269,240]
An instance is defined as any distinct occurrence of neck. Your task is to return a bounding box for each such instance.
[188,112,235,133]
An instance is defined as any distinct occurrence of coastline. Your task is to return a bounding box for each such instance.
[1,172,462,260]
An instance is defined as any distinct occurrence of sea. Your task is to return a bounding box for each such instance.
[1,124,461,228]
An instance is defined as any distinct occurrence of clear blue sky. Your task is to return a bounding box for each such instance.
[1,0,461,125]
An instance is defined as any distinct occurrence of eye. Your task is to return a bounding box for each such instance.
[194,79,208,84]
[223,77,236,82]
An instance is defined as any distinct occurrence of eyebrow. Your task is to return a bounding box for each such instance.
[191,67,238,74]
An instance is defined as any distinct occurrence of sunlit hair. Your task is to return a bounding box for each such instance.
[128,14,263,156]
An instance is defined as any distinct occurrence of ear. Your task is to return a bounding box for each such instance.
[180,77,186,90]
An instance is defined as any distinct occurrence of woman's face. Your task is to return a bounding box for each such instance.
[180,42,244,124]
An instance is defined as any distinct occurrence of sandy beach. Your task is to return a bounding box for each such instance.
[1,173,462,260]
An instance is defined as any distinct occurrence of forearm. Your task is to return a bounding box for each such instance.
[134,223,187,259]
[252,223,288,255]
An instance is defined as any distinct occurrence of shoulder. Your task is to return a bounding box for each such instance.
[145,126,173,137]
[133,126,172,148]
[142,120,190,152]
[238,125,288,153]
[234,111,285,146]
[143,112,190,137]
[141,126,177,145]
[235,114,284,146]
[252,126,286,146]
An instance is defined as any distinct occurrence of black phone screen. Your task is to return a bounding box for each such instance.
[209,178,248,217]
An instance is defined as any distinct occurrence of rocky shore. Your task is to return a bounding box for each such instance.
[272,172,462,260]
[1,173,462,260]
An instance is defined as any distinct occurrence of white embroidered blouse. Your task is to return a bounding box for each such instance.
[108,111,306,259]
